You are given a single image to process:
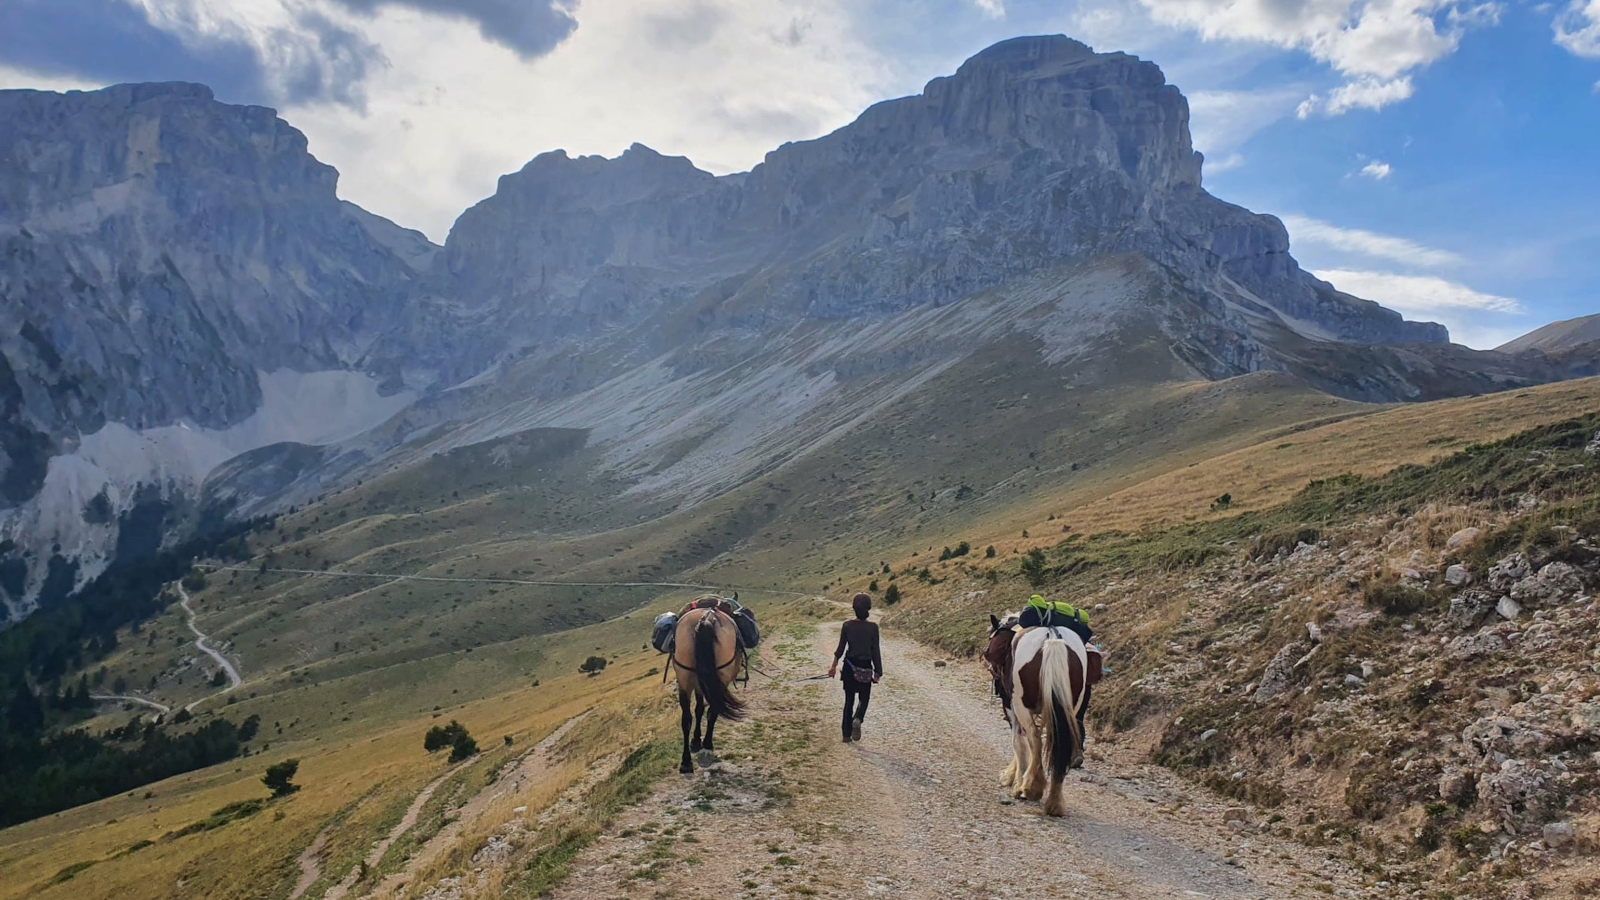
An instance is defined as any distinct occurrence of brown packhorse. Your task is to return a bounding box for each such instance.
[670,601,747,774]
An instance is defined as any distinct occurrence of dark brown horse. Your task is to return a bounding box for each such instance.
[670,602,746,774]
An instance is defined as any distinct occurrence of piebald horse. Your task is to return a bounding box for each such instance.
[984,613,1088,817]
[670,601,747,774]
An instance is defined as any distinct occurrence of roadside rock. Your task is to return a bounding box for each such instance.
[1585,431,1600,457]
[1496,596,1522,621]
[1571,703,1600,735]
[1253,641,1308,703]
[1477,759,1551,831]
[1542,822,1576,849]
[1445,564,1472,586]
[1438,767,1476,805]
[1509,562,1584,606]
[1448,632,1508,659]
[1463,716,1552,762]
[1446,591,1494,630]
[1446,527,1483,550]
[1222,807,1248,823]
[1488,553,1532,593]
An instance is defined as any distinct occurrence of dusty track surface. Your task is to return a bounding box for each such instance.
[177,582,241,709]
[548,623,1385,900]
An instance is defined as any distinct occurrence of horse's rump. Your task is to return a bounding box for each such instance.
[675,607,746,721]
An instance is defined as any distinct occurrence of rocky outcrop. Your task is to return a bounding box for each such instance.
[428,36,1444,361]
[1,37,1594,617]
[0,83,432,614]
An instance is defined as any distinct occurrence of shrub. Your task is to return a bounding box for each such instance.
[424,720,469,752]
[1020,548,1048,587]
[883,584,901,605]
[868,579,879,592]
[1211,493,1232,511]
[985,545,996,558]
[1251,527,1320,560]
[180,570,207,592]
[579,655,608,676]
[449,731,479,762]
[1362,573,1437,616]
[262,759,299,797]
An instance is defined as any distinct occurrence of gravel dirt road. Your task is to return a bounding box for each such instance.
[547,622,1381,900]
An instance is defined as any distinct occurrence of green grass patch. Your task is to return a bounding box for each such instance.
[165,798,268,840]
[48,860,97,884]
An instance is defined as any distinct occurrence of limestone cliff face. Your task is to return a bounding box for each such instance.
[0,83,429,448]
[429,36,1444,371]
[0,83,432,615]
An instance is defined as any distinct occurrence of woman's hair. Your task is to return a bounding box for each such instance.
[851,592,872,620]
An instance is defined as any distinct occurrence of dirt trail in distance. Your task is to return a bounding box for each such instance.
[176,582,241,711]
[548,623,1383,900]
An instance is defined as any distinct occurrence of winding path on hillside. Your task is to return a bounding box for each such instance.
[87,693,171,714]
[547,624,1380,900]
[176,582,241,710]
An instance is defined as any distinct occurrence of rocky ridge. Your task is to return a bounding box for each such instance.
[0,82,431,614]
[2,37,1597,618]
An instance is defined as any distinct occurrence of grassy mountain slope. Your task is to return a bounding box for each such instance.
[4,374,1596,899]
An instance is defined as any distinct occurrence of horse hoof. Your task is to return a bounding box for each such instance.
[679,763,694,775]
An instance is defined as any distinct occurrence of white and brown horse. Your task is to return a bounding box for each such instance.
[984,613,1089,817]
[670,601,747,774]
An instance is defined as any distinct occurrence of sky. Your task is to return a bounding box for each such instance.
[0,0,1595,348]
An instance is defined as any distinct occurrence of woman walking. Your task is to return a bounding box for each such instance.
[827,593,882,742]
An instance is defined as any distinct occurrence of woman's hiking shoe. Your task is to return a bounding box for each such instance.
[851,718,863,742]
[842,733,853,743]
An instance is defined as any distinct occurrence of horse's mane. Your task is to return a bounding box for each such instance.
[991,611,1022,634]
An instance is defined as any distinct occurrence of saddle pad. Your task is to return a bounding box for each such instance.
[1086,646,1104,686]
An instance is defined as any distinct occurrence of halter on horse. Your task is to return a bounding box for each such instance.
[670,599,747,774]
[986,612,1089,817]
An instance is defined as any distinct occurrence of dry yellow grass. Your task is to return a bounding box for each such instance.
[940,375,1600,562]
[0,642,665,900]
[1063,376,1600,534]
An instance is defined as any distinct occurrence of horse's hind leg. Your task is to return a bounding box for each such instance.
[691,693,706,752]
[678,689,695,774]
[702,708,718,754]
[1019,713,1046,801]
[999,710,1020,788]
[1042,774,1068,818]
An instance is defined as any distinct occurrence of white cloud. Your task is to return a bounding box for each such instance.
[1141,0,1503,116]
[1314,269,1521,313]
[1280,215,1462,268]
[1556,0,1600,58]
[1359,159,1392,179]
[969,0,1007,18]
[277,0,890,240]
[1187,86,1307,164]
[1314,269,1524,348]
[0,65,99,94]
[1206,151,1247,173]
[1298,75,1414,116]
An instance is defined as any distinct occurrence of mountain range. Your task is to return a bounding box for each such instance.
[1,35,1595,619]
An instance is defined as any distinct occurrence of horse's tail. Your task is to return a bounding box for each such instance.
[694,613,746,722]
[1039,638,1084,782]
